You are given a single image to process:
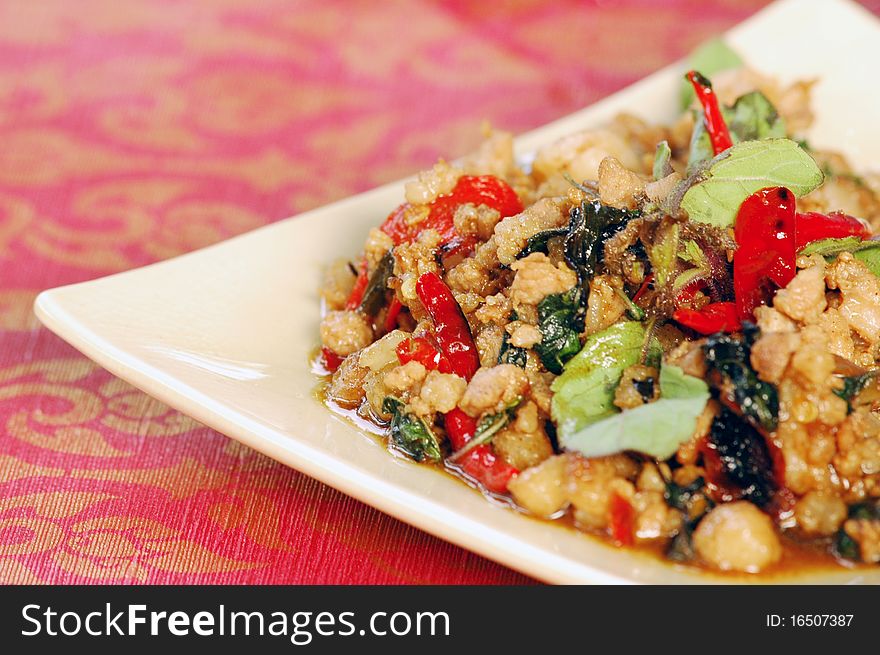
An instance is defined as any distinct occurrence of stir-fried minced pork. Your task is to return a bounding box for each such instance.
[316,61,880,574]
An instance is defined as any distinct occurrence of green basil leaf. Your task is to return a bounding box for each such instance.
[799,237,880,277]
[550,322,658,439]
[681,38,743,109]
[382,397,441,462]
[725,91,786,142]
[534,288,582,375]
[498,333,528,368]
[558,365,710,460]
[681,139,824,227]
[653,140,673,180]
[358,250,394,316]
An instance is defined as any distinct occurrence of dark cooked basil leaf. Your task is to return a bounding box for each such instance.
[498,333,527,368]
[564,199,638,285]
[664,476,706,512]
[516,227,568,259]
[708,407,776,507]
[534,288,582,375]
[358,250,394,316]
[703,328,779,431]
[382,397,441,462]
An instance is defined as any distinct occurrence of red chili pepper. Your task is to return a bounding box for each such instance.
[609,492,635,547]
[383,296,403,333]
[415,272,480,381]
[460,445,519,494]
[686,70,733,155]
[319,346,344,373]
[380,175,523,247]
[444,408,518,493]
[795,211,870,250]
[733,187,797,320]
[345,259,369,310]
[673,302,741,335]
[631,273,654,303]
[444,408,477,451]
[396,336,452,373]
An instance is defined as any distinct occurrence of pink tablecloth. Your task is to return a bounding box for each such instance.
[3,0,876,584]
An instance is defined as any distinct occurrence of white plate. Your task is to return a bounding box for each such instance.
[36,0,880,583]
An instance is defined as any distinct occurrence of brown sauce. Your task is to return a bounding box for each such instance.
[311,350,869,578]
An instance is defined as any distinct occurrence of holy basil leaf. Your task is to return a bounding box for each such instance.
[653,141,673,180]
[799,237,880,277]
[550,322,657,439]
[498,333,528,368]
[725,91,786,141]
[558,365,710,460]
[534,288,582,375]
[680,38,743,109]
[564,199,637,284]
[703,329,778,431]
[358,250,394,316]
[688,91,787,174]
[681,139,824,227]
[449,399,520,461]
[709,407,776,507]
[382,397,441,462]
[516,227,568,259]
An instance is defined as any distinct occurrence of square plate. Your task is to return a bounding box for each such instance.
[36,0,880,583]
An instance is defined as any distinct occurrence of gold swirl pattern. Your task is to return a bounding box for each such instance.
[0,0,782,583]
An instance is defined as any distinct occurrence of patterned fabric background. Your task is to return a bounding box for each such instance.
[2,0,878,584]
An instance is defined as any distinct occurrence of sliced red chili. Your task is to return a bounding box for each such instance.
[415,272,480,381]
[733,187,797,320]
[632,273,654,303]
[319,346,344,373]
[673,302,741,335]
[383,296,403,333]
[686,70,733,155]
[795,211,870,250]
[459,444,519,494]
[345,259,369,310]
[609,492,635,547]
[396,336,452,374]
[380,175,523,248]
[444,407,477,451]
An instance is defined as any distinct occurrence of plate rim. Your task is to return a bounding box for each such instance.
[33,0,880,584]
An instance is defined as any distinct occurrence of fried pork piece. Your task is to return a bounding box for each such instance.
[408,370,467,416]
[583,274,628,335]
[458,364,530,417]
[597,156,646,210]
[799,173,880,229]
[491,401,553,471]
[825,252,880,346]
[844,518,880,563]
[793,491,847,537]
[320,310,373,356]
[393,229,442,304]
[459,127,520,182]
[510,252,577,307]
[532,128,642,183]
[494,197,568,265]
[404,159,461,205]
[320,258,356,310]
[693,502,782,573]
